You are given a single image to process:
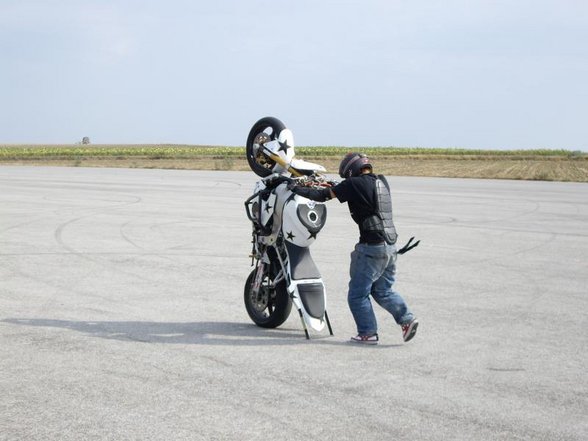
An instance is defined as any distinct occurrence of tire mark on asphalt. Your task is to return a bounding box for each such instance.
[119,219,145,250]
[50,194,168,283]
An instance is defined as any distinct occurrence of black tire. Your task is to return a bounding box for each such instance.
[244,267,292,328]
[246,117,287,177]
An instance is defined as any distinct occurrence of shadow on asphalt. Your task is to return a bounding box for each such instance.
[2,318,398,347]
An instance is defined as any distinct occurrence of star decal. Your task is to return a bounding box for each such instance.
[308,232,317,239]
[278,141,290,153]
[265,203,273,212]
[286,231,295,240]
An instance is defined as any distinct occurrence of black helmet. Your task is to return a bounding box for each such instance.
[339,152,372,178]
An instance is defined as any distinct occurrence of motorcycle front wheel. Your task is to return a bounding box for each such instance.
[244,267,292,328]
[245,116,286,177]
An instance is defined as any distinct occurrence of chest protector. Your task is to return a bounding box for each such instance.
[360,175,398,245]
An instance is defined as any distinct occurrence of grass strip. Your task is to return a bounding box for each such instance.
[1,145,585,160]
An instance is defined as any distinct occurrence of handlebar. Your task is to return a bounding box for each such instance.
[262,173,293,188]
[263,173,338,189]
[245,174,338,234]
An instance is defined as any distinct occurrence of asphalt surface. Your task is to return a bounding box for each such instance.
[1,166,587,441]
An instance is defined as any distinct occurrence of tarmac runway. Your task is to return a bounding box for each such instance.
[1,166,587,441]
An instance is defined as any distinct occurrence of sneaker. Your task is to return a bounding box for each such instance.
[350,334,379,345]
[401,319,419,342]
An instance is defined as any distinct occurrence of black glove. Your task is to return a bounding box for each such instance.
[397,237,420,255]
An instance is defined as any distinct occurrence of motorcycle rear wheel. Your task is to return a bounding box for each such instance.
[246,116,287,177]
[244,268,292,328]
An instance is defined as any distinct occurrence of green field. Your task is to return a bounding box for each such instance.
[0,145,584,159]
[1,144,587,182]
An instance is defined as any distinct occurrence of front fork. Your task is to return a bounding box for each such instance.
[251,261,265,297]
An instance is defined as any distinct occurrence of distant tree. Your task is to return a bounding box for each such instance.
[82,137,90,145]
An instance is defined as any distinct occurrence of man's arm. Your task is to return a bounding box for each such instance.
[289,185,336,202]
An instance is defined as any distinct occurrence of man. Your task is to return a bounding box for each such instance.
[289,152,418,345]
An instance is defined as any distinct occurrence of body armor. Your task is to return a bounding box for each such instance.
[360,175,398,245]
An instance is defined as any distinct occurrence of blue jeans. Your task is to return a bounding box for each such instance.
[348,242,414,335]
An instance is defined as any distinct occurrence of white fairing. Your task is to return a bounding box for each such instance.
[281,196,321,248]
[260,127,326,176]
[262,128,296,175]
[254,183,290,246]
[260,192,276,227]
[251,181,275,230]
[278,128,295,154]
[289,158,326,173]
[253,180,266,194]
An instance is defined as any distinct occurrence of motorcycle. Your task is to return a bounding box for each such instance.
[243,117,334,339]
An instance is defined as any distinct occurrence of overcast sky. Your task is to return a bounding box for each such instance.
[1,0,587,150]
